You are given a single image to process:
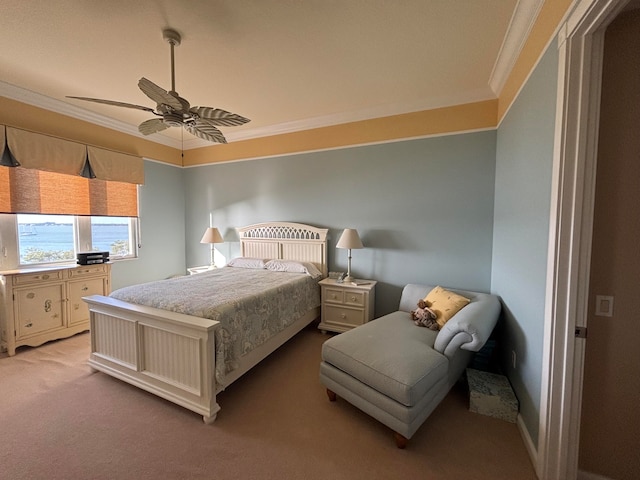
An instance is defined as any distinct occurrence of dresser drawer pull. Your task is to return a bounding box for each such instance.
[331,294,338,299]
[82,286,89,291]
[42,274,50,280]
[340,313,347,319]
[44,299,52,312]
[350,296,357,301]
[25,322,33,328]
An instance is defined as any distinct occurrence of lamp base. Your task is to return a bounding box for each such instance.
[208,264,217,270]
[343,275,355,283]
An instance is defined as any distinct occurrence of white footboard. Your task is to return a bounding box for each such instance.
[83,295,221,424]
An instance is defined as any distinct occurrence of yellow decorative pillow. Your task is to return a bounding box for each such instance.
[424,286,470,328]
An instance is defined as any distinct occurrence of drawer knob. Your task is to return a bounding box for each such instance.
[82,286,89,291]
[340,313,347,319]
[25,322,33,328]
[350,296,356,301]
[42,274,50,280]
[331,294,337,299]
[44,299,52,312]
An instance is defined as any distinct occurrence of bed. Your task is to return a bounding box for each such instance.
[83,222,328,423]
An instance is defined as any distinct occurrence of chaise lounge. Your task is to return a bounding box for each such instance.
[319,284,500,448]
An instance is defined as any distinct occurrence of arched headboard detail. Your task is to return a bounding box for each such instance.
[237,222,328,277]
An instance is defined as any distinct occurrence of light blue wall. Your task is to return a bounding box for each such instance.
[492,44,558,445]
[111,160,186,290]
[183,131,497,315]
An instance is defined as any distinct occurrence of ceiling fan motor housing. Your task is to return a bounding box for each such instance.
[163,112,184,127]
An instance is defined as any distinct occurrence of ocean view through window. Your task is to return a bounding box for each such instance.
[16,214,135,265]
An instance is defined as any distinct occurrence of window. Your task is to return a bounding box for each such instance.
[18,214,75,264]
[90,216,135,257]
[0,126,143,269]
[1,214,138,267]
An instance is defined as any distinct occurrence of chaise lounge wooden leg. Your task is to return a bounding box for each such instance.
[326,388,337,402]
[394,432,408,449]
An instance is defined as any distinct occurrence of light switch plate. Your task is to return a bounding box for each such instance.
[595,295,614,317]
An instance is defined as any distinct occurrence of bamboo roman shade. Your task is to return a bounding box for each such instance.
[0,125,142,217]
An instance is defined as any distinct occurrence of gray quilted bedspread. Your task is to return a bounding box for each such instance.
[109,267,320,386]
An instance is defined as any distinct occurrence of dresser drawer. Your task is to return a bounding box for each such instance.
[13,270,63,285]
[324,305,365,328]
[69,264,108,277]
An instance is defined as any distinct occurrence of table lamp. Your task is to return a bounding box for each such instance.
[200,227,224,268]
[336,228,364,282]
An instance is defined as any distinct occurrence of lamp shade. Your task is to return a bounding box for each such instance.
[200,227,224,244]
[336,228,364,249]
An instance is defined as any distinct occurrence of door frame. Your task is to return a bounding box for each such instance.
[539,0,630,478]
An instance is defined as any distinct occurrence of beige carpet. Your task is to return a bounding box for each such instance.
[0,326,537,480]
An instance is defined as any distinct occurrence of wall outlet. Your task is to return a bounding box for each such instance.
[511,350,517,369]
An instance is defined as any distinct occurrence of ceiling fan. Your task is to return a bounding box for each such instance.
[67,28,249,144]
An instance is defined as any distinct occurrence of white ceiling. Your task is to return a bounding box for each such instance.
[0,0,537,149]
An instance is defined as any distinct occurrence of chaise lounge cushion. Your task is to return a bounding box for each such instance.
[321,311,448,407]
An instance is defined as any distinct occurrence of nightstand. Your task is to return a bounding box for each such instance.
[187,265,212,275]
[318,277,376,334]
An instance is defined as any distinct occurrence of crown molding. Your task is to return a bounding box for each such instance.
[489,0,545,96]
[3,79,494,152]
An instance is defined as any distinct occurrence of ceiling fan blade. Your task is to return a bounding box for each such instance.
[185,119,227,144]
[138,77,183,111]
[66,96,156,113]
[138,118,170,136]
[189,106,250,126]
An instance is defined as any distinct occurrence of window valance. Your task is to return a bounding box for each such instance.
[1,125,144,185]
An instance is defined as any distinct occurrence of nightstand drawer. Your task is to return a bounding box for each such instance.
[343,291,365,307]
[324,287,344,304]
[324,305,365,328]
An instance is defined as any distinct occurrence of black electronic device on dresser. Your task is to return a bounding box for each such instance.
[77,251,109,265]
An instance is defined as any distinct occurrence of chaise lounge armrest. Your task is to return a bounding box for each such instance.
[434,294,500,358]
[398,284,501,359]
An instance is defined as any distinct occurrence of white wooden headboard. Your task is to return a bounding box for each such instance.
[237,222,328,277]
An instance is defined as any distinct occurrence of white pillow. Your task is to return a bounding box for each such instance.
[264,259,322,278]
[226,257,267,269]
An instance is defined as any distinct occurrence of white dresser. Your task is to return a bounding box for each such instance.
[0,263,111,356]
